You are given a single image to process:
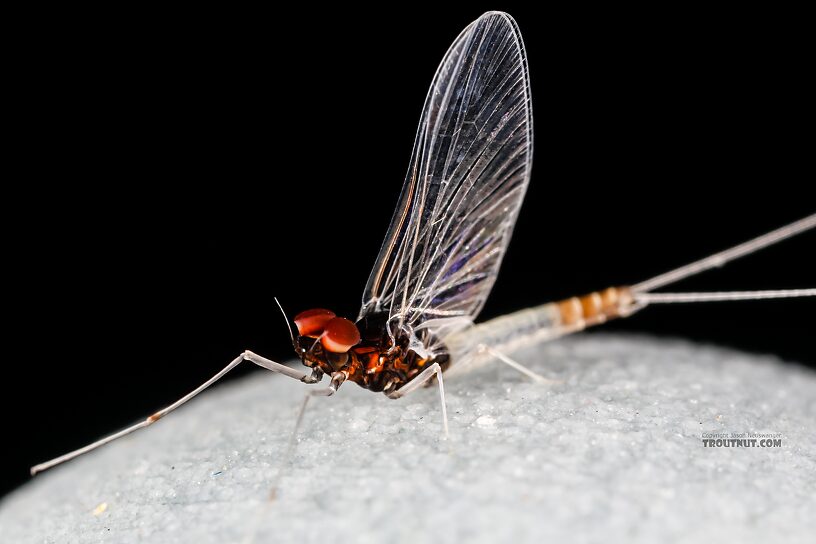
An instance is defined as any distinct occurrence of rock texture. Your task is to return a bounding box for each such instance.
[2,334,814,544]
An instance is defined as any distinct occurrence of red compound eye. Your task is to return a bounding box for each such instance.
[321,317,361,353]
[294,308,336,336]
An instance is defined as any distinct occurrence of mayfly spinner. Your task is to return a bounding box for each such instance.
[31,11,815,476]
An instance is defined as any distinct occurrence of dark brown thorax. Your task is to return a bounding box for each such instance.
[294,310,446,395]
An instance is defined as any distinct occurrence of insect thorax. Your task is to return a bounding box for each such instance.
[300,311,449,395]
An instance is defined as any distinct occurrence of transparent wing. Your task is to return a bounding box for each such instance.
[360,12,533,355]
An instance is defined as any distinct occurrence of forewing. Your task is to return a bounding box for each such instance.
[360,12,533,350]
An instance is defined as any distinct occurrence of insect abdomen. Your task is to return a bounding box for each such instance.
[555,286,635,328]
[444,286,638,373]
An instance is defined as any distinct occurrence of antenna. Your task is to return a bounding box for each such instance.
[274,297,296,345]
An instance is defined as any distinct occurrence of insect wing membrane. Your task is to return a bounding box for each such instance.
[360,12,533,357]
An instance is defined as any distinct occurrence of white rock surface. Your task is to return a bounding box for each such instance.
[2,334,815,544]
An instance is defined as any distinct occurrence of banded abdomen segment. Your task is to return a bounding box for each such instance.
[554,286,636,329]
[444,286,640,372]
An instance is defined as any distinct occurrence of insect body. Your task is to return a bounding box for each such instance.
[30,12,815,477]
[292,309,447,394]
[290,286,635,396]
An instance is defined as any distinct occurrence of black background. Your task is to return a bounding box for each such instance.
[3,5,813,497]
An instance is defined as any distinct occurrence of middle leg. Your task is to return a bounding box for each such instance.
[387,363,449,438]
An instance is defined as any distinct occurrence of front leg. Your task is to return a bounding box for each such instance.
[31,350,317,475]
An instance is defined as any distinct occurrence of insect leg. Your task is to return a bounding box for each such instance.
[479,344,563,385]
[243,381,340,544]
[267,382,337,501]
[30,351,315,475]
[387,363,449,438]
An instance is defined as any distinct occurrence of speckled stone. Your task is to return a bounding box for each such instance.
[2,334,814,544]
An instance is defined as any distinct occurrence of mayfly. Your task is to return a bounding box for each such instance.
[31,11,815,476]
